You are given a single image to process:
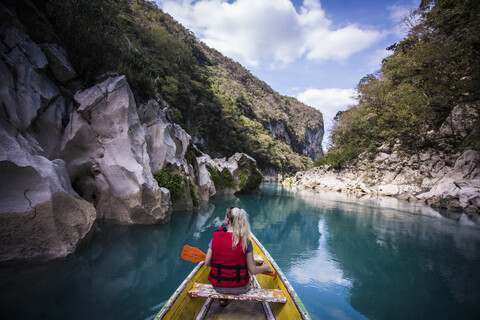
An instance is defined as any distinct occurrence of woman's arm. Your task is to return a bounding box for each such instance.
[246,252,272,275]
[205,248,212,267]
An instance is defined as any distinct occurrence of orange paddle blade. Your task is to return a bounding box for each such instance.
[181,245,206,263]
[262,271,277,279]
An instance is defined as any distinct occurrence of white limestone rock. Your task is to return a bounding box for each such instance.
[140,100,191,174]
[2,28,59,131]
[286,146,480,218]
[61,76,172,224]
[196,154,217,201]
[212,153,263,194]
[33,96,72,158]
[438,103,479,143]
[376,184,400,196]
[0,119,96,263]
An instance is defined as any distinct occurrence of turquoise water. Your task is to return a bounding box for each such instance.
[1,183,480,319]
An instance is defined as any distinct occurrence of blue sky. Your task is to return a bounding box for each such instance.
[152,0,420,149]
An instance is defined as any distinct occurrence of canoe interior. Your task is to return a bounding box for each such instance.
[154,235,310,320]
[205,300,267,319]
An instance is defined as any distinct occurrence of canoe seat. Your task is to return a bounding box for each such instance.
[188,283,287,303]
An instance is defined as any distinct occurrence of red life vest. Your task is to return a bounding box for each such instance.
[208,227,249,287]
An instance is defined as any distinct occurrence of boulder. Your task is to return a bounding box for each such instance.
[139,99,200,211]
[437,103,479,145]
[196,154,217,201]
[212,153,263,194]
[376,184,400,196]
[0,119,95,263]
[61,76,172,224]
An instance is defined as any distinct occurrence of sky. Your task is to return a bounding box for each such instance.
[151,0,420,149]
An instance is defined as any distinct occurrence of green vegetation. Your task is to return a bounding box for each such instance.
[220,169,235,188]
[238,174,247,190]
[319,0,480,169]
[238,171,263,192]
[188,180,199,207]
[206,166,221,187]
[154,167,184,199]
[206,166,235,189]
[33,0,318,175]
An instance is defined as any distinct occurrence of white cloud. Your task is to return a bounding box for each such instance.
[303,25,383,61]
[297,88,357,121]
[297,88,357,149]
[368,48,391,70]
[388,2,421,37]
[388,4,414,25]
[154,0,385,67]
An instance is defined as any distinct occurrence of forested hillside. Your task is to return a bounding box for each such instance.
[29,0,322,174]
[319,0,479,169]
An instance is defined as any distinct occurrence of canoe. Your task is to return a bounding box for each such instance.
[154,233,311,320]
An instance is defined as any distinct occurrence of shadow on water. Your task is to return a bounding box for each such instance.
[0,207,214,320]
[1,183,480,320]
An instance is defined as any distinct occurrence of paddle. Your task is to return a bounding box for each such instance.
[181,245,277,278]
[181,245,206,263]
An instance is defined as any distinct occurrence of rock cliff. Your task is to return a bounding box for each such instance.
[285,103,480,221]
[0,1,262,263]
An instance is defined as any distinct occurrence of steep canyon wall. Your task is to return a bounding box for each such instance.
[0,1,262,263]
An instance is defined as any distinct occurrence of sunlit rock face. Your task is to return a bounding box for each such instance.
[286,103,480,220]
[61,76,172,224]
[304,125,324,160]
[266,119,324,161]
[195,154,217,201]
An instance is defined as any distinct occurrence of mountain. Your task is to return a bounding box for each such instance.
[31,0,324,176]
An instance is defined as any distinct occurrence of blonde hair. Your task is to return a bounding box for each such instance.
[226,207,251,252]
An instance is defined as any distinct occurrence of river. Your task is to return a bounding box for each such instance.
[1,183,480,319]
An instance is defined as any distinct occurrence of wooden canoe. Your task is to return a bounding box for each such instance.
[154,234,311,320]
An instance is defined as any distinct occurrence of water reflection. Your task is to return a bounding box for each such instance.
[193,201,215,239]
[322,202,480,319]
[233,188,321,270]
[289,219,351,288]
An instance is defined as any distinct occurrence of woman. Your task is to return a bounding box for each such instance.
[205,207,272,305]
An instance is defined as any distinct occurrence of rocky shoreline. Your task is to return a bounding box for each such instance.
[285,146,479,221]
[285,102,480,222]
